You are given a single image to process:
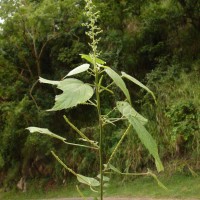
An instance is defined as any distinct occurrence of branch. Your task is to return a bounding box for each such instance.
[38,33,60,59]
[15,43,33,78]
[30,80,39,110]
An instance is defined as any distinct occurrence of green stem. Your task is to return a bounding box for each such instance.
[96,68,103,200]
[93,54,103,200]
[88,4,103,197]
[76,185,88,200]
[52,151,97,188]
[63,115,99,148]
[104,171,148,176]
[63,141,98,150]
[51,151,77,177]
[107,124,131,164]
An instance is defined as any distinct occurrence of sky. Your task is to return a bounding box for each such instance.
[0,0,3,24]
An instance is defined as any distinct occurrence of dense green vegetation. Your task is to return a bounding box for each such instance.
[0,0,199,194]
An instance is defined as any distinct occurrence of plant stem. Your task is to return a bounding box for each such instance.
[86,1,103,197]
[95,67,103,200]
[107,124,131,164]
[63,115,99,148]
[93,55,103,199]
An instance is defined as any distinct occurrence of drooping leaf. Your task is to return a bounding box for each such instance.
[117,101,148,125]
[104,183,110,188]
[39,77,94,111]
[148,170,168,190]
[97,174,110,182]
[26,127,66,142]
[107,163,121,174]
[77,174,100,187]
[116,102,164,172]
[64,64,90,78]
[27,128,94,148]
[121,72,156,102]
[80,54,106,65]
[105,68,131,103]
[130,118,163,172]
[39,77,59,85]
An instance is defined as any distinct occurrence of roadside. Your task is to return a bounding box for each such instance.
[40,198,199,200]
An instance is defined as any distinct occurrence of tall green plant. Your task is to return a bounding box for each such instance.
[26,0,164,199]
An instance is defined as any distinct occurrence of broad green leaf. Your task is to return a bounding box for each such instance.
[97,174,110,182]
[77,174,100,187]
[39,77,94,111]
[26,127,66,141]
[105,68,131,103]
[80,54,106,65]
[51,79,94,111]
[107,163,121,174]
[122,72,156,102]
[64,64,90,78]
[117,101,148,125]
[116,102,164,172]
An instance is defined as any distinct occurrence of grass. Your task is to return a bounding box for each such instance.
[107,173,200,199]
[0,173,200,200]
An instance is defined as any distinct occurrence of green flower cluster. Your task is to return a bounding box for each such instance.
[82,0,103,57]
